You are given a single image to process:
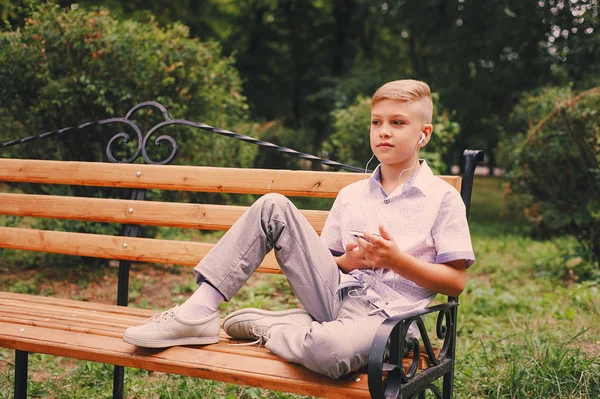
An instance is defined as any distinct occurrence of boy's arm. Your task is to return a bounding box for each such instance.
[358,226,467,296]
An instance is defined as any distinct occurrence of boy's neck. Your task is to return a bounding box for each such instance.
[379,162,420,194]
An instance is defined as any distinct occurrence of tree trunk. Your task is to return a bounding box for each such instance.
[487,147,495,176]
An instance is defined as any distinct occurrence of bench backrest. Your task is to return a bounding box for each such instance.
[0,158,462,274]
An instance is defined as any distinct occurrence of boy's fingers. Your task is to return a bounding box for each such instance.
[363,232,380,244]
[378,225,393,240]
[356,236,371,251]
[345,242,358,251]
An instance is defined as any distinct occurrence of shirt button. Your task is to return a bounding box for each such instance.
[384,198,390,204]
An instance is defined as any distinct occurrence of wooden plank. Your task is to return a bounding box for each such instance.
[0,321,370,399]
[0,292,153,317]
[0,193,329,233]
[0,159,359,198]
[0,227,282,274]
[0,158,461,197]
[0,301,137,327]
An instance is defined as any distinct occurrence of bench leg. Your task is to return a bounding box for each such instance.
[111,189,144,399]
[442,371,454,399]
[114,259,130,399]
[14,350,28,399]
[113,365,125,399]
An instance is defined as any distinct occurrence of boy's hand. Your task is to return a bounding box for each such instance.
[335,241,367,273]
[357,225,401,269]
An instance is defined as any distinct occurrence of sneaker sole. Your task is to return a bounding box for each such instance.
[223,308,312,333]
[123,334,219,348]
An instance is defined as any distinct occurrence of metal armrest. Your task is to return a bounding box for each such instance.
[367,302,459,399]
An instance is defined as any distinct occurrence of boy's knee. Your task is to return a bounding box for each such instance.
[261,192,288,204]
[257,193,292,211]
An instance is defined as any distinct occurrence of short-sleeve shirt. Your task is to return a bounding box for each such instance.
[320,160,475,317]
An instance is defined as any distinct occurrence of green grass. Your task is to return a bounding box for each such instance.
[456,177,600,398]
[1,176,599,398]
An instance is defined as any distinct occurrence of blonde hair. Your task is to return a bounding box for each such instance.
[372,80,433,123]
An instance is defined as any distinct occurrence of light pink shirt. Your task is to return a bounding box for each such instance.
[321,160,475,317]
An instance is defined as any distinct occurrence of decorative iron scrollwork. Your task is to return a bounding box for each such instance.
[109,101,172,164]
[101,118,144,164]
[368,302,457,399]
[1,101,364,171]
[435,306,453,360]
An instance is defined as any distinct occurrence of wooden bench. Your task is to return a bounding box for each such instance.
[0,152,483,399]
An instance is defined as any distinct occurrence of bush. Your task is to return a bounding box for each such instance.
[499,86,600,275]
[0,4,257,167]
[321,93,460,174]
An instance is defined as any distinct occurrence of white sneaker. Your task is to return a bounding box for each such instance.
[123,306,219,348]
[223,308,313,347]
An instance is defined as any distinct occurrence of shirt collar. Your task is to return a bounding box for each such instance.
[369,160,437,197]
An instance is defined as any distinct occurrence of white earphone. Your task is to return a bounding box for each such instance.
[418,133,426,145]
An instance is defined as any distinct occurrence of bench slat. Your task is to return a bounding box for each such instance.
[0,291,153,317]
[0,159,360,198]
[0,301,137,328]
[0,193,328,233]
[0,158,462,196]
[0,227,282,273]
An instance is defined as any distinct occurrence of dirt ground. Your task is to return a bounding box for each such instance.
[1,261,203,309]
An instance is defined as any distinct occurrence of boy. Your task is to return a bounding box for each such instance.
[123,79,475,379]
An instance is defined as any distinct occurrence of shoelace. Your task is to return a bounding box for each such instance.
[229,324,269,347]
[145,308,176,323]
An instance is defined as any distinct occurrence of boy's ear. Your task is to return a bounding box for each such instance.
[419,124,433,146]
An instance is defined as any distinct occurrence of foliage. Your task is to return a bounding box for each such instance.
[0,3,256,168]
[2,1,599,171]
[322,93,460,174]
[2,0,598,174]
[499,86,600,273]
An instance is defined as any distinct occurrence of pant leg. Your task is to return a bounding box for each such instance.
[194,193,344,322]
[265,293,386,379]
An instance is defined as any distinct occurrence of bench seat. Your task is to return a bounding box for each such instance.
[0,292,373,398]
[0,291,436,398]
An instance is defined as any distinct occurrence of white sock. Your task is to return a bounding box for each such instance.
[178,282,224,321]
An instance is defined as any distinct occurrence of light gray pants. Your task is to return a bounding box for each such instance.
[194,193,386,379]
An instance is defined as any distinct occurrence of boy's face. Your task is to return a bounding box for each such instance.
[370,99,432,169]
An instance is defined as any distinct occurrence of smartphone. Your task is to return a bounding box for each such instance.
[350,230,380,239]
